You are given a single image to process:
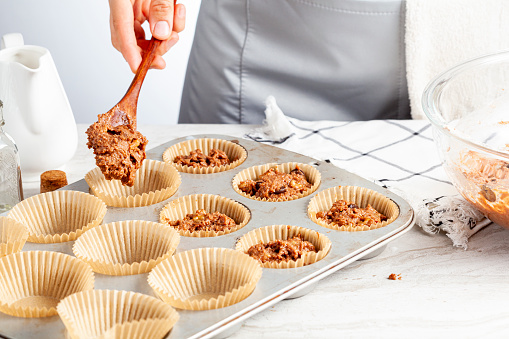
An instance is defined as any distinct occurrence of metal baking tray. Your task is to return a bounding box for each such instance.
[0,134,414,339]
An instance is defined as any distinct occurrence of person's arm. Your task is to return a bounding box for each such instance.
[108,0,186,72]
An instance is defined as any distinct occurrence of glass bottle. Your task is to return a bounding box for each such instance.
[0,100,23,213]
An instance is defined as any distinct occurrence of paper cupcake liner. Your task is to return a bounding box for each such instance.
[85,159,181,208]
[0,217,28,258]
[73,220,180,276]
[232,162,321,202]
[148,248,262,310]
[7,190,107,243]
[0,251,94,317]
[159,194,251,237]
[307,186,399,232]
[162,138,247,174]
[235,225,332,269]
[57,289,179,339]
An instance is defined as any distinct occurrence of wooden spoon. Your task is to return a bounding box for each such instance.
[86,37,162,186]
[109,37,162,128]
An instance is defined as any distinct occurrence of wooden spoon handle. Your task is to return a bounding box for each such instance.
[123,37,162,111]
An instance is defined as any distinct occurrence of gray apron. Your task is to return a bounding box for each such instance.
[179,0,409,124]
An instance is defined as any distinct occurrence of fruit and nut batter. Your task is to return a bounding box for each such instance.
[163,209,236,232]
[238,166,311,199]
[460,150,509,186]
[246,235,317,263]
[86,109,147,187]
[458,150,509,226]
[316,200,387,227]
[173,149,230,167]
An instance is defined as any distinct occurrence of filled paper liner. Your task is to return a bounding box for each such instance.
[235,225,331,269]
[162,138,247,174]
[0,251,94,317]
[148,248,262,310]
[57,289,179,339]
[0,217,28,257]
[232,162,321,202]
[159,194,251,237]
[73,220,180,276]
[7,190,107,243]
[85,159,181,208]
[307,186,399,232]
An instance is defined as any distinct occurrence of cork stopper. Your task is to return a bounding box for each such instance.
[40,170,68,193]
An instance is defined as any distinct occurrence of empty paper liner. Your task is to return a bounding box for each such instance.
[148,247,262,310]
[232,162,321,202]
[0,251,94,318]
[73,220,180,276]
[7,190,107,243]
[159,194,251,237]
[57,289,179,339]
[0,217,28,257]
[235,225,332,269]
[85,159,181,208]
[162,138,247,174]
[307,186,399,232]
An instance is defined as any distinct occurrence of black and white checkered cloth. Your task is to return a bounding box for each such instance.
[246,97,491,248]
[247,119,455,195]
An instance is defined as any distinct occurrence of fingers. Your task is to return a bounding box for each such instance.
[109,0,184,72]
[109,0,142,73]
[134,21,146,41]
[150,2,184,69]
[137,31,179,69]
[156,31,179,67]
[173,3,186,33]
[149,0,174,40]
[151,55,167,70]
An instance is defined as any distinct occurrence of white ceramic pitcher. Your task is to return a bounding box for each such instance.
[0,33,77,181]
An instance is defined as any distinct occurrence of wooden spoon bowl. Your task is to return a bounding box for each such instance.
[86,38,162,186]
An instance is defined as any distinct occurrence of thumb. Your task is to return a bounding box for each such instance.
[149,0,174,40]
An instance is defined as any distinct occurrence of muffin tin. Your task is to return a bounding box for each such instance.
[0,134,414,339]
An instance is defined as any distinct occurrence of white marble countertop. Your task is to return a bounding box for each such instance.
[21,124,509,338]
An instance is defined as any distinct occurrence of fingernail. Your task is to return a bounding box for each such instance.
[178,6,186,18]
[154,21,170,38]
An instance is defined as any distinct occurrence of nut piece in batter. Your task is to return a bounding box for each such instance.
[165,209,236,232]
[246,235,317,263]
[173,149,230,168]
[86,110,147,187]
[316,199,387,228]
[238,166,311,199]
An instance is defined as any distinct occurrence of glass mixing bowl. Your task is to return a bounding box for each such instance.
[423,50,509,229]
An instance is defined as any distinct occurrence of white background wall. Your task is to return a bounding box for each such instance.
[0,0,201,125]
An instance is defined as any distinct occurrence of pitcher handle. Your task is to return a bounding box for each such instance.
[1,33,24,50]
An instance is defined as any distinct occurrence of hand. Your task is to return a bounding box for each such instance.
[109,0,186,72]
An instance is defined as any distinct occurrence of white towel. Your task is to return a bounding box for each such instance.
[405,0,509,119]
